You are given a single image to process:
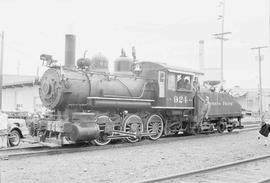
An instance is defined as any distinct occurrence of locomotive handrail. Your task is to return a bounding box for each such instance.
[113,78,134,97]
[197,94,206,103]
[42,114,68,118]
[81,70,91,96]
[86,71,153,81]
[152,106,194,109]
[87,97,154,102]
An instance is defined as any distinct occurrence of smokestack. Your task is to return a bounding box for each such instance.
[65,34,76,67]
[199,40,204,71]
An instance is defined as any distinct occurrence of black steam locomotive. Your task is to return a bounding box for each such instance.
[32,35,243,146]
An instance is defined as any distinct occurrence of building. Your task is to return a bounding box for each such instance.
[230,86,270,115]
[2,74,42,113]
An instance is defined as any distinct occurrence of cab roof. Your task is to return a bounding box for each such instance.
[139,61,204,76]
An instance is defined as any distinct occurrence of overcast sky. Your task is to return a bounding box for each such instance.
[0,0,270,89]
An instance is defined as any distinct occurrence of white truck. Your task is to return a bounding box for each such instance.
[8,118,29,146]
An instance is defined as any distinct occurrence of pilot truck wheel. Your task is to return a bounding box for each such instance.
[92,116,112,146]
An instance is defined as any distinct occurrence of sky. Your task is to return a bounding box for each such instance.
[0,0,270,89]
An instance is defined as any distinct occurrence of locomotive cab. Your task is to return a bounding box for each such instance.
[136,61,203,135]
[137,61,202,109]
[155,68,202,135]
[159,71,195,109]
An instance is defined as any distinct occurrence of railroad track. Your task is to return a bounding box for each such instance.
[0,123,259,160]
[140,154,270,183]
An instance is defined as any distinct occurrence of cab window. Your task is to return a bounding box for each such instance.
[176,74,193,90]
[168,73,176,90]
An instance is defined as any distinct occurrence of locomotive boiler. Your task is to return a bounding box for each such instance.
[33,34,243,146]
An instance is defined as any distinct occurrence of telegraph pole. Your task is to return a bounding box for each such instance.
[251,46,267,118]
[269,0,270,90]
[0,31,4,110]
[213,0,231,89]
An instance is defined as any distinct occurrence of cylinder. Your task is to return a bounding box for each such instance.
[69,123,100,142]
[65,34,76,67]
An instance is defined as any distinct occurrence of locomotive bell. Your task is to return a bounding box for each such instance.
[77,58,85,68]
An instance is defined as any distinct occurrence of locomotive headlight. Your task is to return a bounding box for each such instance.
[40,54,57,67]
[40,54,52,61]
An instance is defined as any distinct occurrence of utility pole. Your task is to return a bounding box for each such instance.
[269,0,270,89]
[0,31,4,110]
[251,46,267,118]
[213,0,231,89]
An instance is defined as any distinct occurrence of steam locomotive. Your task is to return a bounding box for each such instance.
[32,35,243,146]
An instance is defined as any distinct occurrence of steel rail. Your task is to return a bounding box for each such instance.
[257,178,270,183]
[0,145,52,152]
[0,125,258,160]
[141,154,270,183]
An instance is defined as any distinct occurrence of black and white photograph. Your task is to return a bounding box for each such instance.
[0,0,270,182]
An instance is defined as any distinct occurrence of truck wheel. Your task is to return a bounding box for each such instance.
[217,122,226,133]
[227,127,233,133]
[9,130,21,146]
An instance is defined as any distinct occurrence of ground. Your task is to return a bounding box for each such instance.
[1,130,269,183]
